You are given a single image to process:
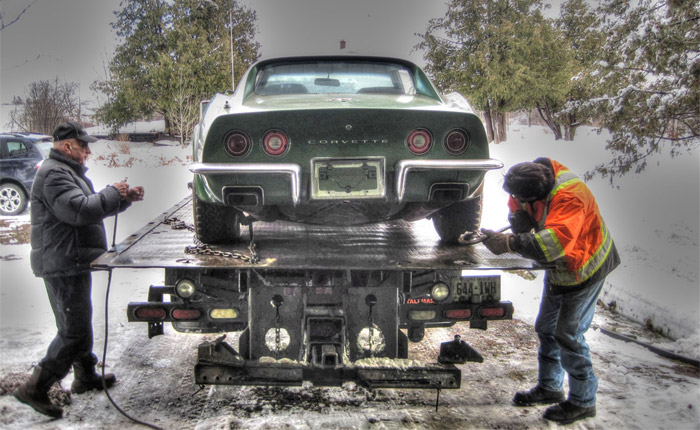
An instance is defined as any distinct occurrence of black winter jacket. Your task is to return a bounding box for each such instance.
[30,148,130,277]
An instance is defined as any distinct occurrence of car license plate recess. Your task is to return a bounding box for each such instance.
[312,158,385,200]
[452,275,501,303]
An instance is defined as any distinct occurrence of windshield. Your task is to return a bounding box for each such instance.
[254,61,417,96]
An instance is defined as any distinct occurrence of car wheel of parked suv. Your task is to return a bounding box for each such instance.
[432,195,483,244]
[0,183,28,216]
[192,188,242,244]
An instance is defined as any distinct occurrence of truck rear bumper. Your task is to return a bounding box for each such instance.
[195,336,462,389]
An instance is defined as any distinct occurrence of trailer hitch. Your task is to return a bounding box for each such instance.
[438,335,483,364]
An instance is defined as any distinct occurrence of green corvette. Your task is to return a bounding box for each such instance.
[190,56,502,243]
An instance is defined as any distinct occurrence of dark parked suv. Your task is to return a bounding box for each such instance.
[0,133,53,215]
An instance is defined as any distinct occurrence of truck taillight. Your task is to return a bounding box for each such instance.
[479,307,506,318]
[409,310,436,321]
[172,309,201,320]
[134,307,166,320]
[445,308,471,319]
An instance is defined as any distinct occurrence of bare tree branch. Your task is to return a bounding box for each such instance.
[0,0,39,32]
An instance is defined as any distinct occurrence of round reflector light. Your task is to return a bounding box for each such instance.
[431,282,450,301]
[175,279,196,298]
[224,131,250,157]
[444,129,469,155]
[407,129,432,154]
[263,130,289,156]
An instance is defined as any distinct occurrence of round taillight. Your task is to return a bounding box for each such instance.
[263,130,289,156]
[407,129,432,154]
[224,131,250,157]
[444,129,469,155]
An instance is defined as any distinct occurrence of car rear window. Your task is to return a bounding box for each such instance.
[254,61,417,96]
[34,141,53,158]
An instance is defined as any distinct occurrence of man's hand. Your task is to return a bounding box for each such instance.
[509,209,537,234]
[481,229,514,255]
[126,186,145,202]
[111,182,129,200]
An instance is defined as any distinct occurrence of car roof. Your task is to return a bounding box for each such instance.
[0,132,53,142]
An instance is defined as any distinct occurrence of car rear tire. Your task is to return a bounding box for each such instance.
[193,188,242,244]
[432,195,483,243]
[0,183,28,216]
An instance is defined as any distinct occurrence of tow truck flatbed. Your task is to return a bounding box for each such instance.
[92,197,545,272]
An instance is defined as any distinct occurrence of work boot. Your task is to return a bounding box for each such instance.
[543,400,596,424]
[13,366,63,418]
[512,385,565,406]
[71,356,116,395]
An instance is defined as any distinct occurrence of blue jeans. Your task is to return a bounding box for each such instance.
[535,278,605,408]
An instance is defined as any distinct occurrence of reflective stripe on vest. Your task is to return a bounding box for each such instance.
[534,170,615,286]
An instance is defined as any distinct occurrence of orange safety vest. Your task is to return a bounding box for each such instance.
[508,159,615,286]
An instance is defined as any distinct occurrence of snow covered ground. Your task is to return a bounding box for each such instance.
[0,124,698,429]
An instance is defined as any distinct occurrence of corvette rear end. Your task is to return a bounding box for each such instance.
[190,56,502,243]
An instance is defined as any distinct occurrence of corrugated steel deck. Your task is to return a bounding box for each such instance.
[92,197,545,271]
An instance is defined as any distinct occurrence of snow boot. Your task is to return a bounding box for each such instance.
[543,400,596,424]
[512,385,565,406]
[71,355,116,394]
[13,366,63,419]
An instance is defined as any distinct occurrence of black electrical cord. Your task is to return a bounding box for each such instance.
[101,210,164,430]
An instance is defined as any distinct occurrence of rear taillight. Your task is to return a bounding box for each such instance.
[444,129,470,155]
[407,129,432,154]
[445,308,471,319]
[134,307,166,320]
[224,131,251,157]
[479,307,506,318]
[172,309,201,320]
[262,130,289,156]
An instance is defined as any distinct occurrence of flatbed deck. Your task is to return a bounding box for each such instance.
[92,197,544,271]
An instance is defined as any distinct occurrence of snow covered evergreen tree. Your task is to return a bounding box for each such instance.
[416,0,570,143]
[588,0,699,179]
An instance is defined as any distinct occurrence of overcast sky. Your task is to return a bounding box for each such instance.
[0,0,563,132]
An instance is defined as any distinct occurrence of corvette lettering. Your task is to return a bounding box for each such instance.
[308,139,390,144]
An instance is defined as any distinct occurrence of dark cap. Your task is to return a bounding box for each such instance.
[503,161,555,201]
[52,121,97,144]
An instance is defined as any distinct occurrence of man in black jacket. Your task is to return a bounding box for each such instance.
[14,121,144,418]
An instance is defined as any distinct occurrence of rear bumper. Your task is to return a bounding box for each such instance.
[189,158,503,205]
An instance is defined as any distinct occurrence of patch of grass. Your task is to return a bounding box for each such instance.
[0,372,72,407]
[0,220,30,245]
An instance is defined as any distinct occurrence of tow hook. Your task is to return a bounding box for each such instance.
[438,334,483,364]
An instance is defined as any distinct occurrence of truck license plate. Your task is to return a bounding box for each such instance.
[451,276,500,303]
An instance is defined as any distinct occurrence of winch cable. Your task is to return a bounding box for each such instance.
[100,210,164,430]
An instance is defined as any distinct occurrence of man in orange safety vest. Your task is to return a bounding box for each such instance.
[481,158,620,425]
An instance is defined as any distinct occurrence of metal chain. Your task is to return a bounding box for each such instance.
[162,216,259,264]
[368,304,375,358]
[274,305,281,359]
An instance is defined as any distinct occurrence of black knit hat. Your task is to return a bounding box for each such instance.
[52,121,97,144]
[503,161,555,201]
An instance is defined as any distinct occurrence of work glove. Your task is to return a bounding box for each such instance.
[508,210,537,234]
[481,229,514,255]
